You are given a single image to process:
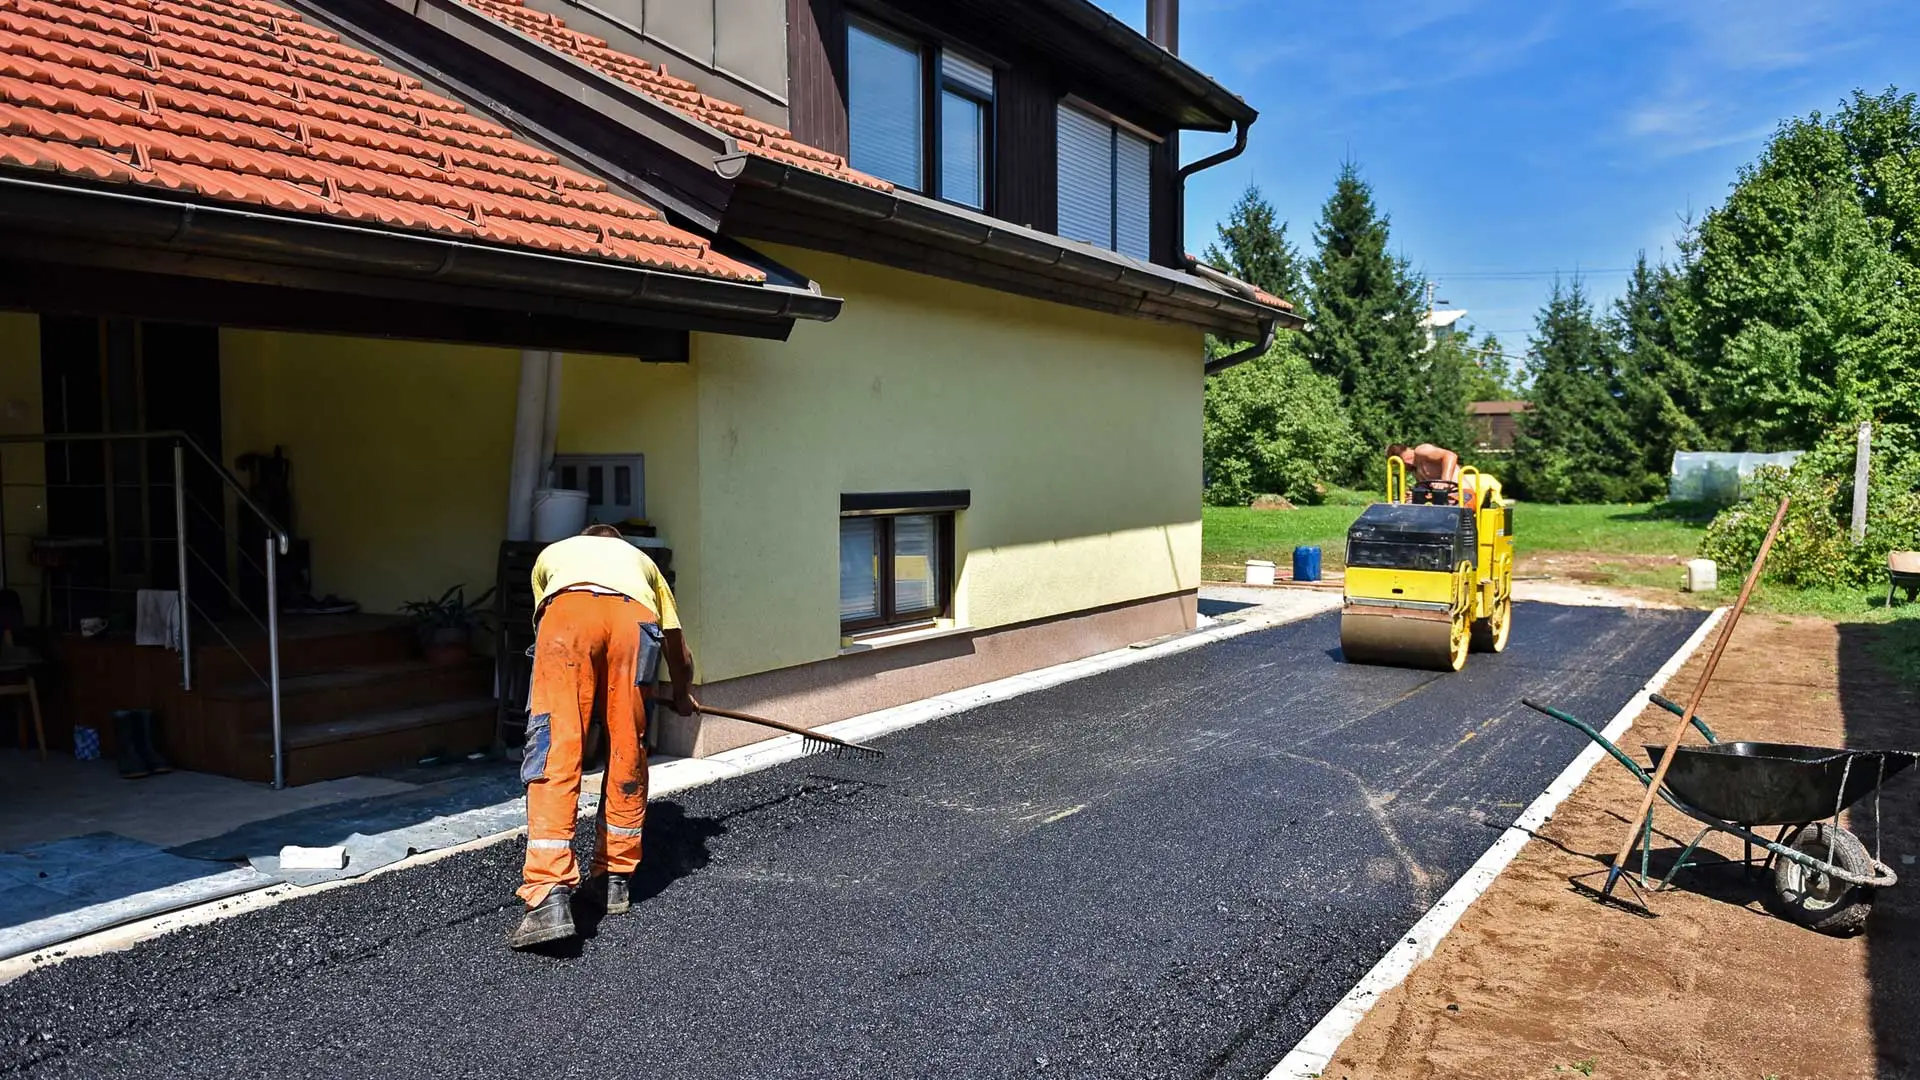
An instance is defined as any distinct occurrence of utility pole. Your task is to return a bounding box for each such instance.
[1851,420,1871,542]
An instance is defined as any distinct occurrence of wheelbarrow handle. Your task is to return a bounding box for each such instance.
[1522,699,1654,786]
[1647,692,1720,744]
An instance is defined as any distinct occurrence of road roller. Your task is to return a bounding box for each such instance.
[1339,457,1514,670]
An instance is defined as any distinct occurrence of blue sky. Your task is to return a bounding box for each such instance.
[1096,0,1919,349]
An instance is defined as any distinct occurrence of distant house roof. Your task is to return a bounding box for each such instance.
[1419,308,1468,329]
[1468,400,1532,415]
[0,0,766,282]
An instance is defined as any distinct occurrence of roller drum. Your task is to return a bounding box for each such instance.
[1340,607,1467,671]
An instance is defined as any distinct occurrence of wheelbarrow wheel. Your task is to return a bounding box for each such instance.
[1769,823,1875,935]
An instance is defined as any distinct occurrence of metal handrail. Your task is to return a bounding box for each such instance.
[0,430,292,788]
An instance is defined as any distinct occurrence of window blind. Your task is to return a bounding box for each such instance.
[1115,128,1152,260]
[839,517,881,623]
[941,51,994,98]
[1056,103,1113,248]
[941,91,986,209]
[848,23,923,190]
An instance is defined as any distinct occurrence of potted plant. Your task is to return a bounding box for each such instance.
[402,585,496,665]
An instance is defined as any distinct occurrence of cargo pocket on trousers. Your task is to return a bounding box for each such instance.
[635,622,664,689]
[520,713,552,784]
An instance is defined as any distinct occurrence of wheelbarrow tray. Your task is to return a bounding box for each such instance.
[1644,742,1915,826]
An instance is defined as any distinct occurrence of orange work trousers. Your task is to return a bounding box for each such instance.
[518,590,661,906]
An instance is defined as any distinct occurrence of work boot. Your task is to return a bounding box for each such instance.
[113,710,151,779]
[507,885,575,949]
[583,873,631,915]
[132,709,172,775]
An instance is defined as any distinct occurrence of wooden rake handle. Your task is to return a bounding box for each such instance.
[1604,495,1790,893]
[694,704,885,758]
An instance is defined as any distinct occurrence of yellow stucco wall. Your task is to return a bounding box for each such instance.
[0,313,46,621]
[691,246,1205,682]
[552,353,702,644]
[219,332,699,620]
[219,330,521,614]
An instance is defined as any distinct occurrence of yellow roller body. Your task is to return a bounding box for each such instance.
[1341,481,1506,672]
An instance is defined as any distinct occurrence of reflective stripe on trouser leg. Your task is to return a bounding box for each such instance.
[518,592,608,907]
[594,612,656,876]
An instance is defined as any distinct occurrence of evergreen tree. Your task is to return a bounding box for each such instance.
[1611,252,1708,499]
[1511,279,1641,502]
[1304,163,1432,475]
[1203,185,1303,300]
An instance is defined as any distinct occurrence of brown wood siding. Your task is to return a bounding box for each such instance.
[787,0,849,157]
[1151,129,1179,266]
[993,64,1057,233]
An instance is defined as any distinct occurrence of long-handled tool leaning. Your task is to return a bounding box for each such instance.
[1584,495,1790,915]
[694,702,886,761]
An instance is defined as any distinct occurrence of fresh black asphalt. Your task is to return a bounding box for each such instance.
[0,602,1705,1079]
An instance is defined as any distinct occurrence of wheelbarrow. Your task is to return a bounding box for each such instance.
[1523,694,1916,934]
[1889,550,1920,607]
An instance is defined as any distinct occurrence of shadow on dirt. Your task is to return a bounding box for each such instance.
[1838,619,1920,1080]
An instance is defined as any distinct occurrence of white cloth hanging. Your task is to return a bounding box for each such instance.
[135,589,182,651]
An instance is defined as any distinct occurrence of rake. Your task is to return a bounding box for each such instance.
[694,704,886,760]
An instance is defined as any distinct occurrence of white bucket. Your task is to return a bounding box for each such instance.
[531,488,589,542]
[1246,560,1277,587]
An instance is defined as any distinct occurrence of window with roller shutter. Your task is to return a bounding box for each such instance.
[1055,103,1153,260]
[847,20,995,210]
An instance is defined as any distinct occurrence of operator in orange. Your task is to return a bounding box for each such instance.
[509,523,696,950]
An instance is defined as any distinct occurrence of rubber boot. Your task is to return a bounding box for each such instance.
[583,873,631,915]
[113,710,151,779]
[507,885,575,949]
[132,709,172,775]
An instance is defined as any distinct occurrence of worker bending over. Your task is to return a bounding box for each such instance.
[510,523,695,950]
[1389,442,1478,505]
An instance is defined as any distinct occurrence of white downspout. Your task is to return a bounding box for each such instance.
[505,349,552,542]
[541,353,564,487]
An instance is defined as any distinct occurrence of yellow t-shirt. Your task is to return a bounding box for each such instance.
[530,535,681,629]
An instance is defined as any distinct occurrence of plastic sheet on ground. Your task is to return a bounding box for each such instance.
[2,766,530,960]
[0,834,273,962]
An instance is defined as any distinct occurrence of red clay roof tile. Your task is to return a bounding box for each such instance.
[0,0,764,282]
[448,0,893,194]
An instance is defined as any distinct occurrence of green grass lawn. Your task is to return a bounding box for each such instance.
[1202,496,1710,572]
[1202,496,1920,631]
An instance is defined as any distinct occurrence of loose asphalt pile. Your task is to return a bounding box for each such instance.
[0,603,1705,1080]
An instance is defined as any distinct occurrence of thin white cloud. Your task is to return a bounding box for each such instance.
[1614,0,1884,158]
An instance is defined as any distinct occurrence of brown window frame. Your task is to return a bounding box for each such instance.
[840,491,966,635]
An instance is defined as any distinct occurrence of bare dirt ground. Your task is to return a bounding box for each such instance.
[1328,614,1920,1080]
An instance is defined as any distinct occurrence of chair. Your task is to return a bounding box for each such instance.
[0,589,45,760]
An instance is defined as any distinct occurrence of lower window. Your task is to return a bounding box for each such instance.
[839,499,960,634]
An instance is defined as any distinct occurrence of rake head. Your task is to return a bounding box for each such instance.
[800,734,885,761]
[1569,865,1657,918]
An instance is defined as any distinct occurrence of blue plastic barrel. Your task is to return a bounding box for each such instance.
[1292,545,1322,583]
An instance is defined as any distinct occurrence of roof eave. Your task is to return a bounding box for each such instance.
[0,173,842,337]
[723,154,1303,339]
[1032,0,1258,131]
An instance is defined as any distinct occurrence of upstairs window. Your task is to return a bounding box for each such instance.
[1056,102,1153,260]
[938,52,993,210]
[847,21,993,209]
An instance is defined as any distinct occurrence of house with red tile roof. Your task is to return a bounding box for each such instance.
[0,0,1298,782]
